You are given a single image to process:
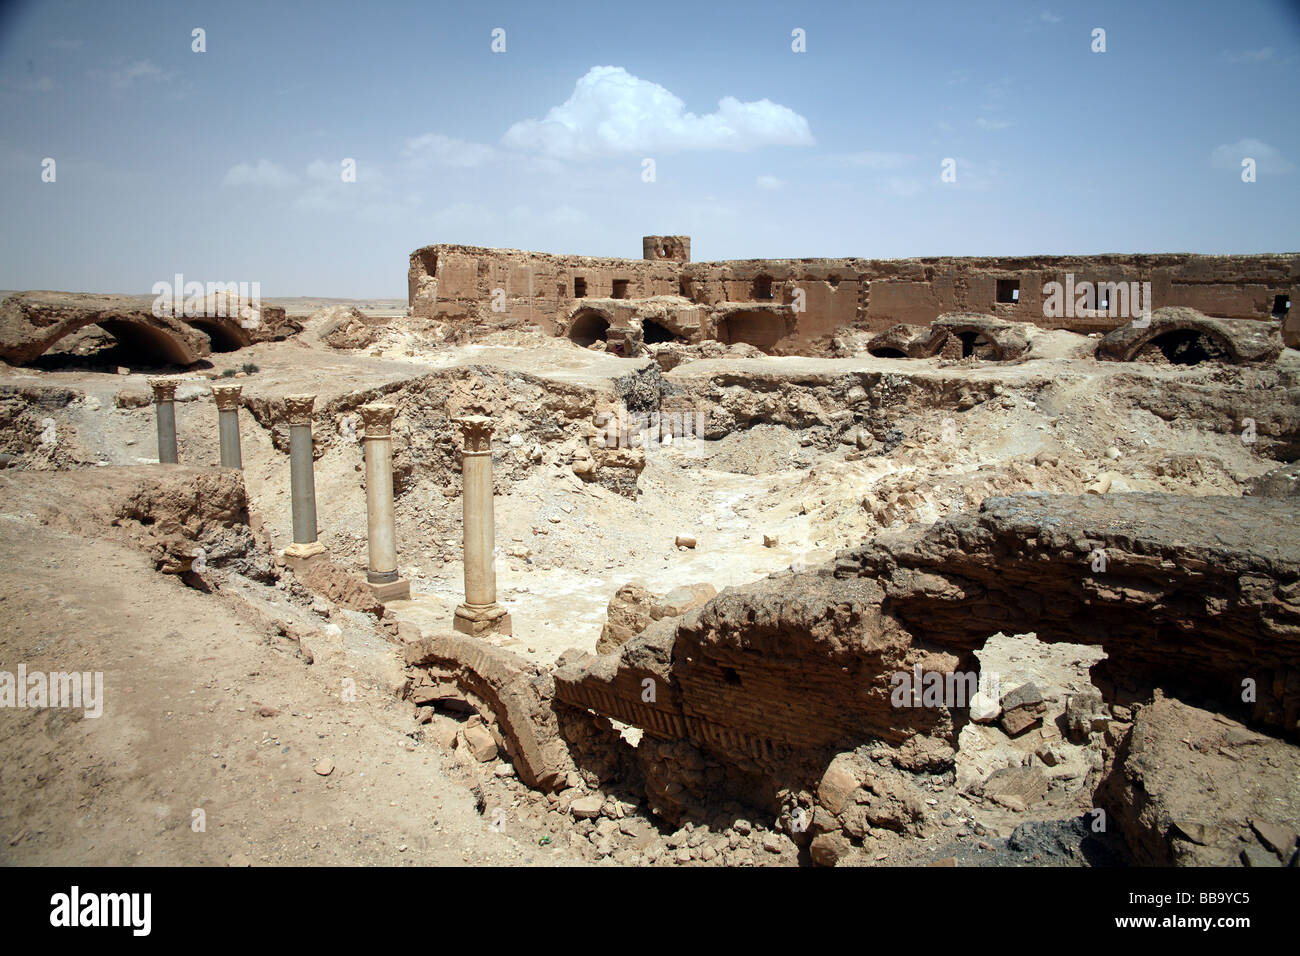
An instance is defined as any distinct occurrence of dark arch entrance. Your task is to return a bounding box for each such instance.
[957,331,998,360]
[868,347,907,358]
[1143,329,1231,365]
[569,309,610,347]
[642,319,681,344]
[96,318,201,365]
[188,318,250,352]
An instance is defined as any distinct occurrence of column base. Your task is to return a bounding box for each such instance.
[367,577,410,602]
[284,541,328,574]
[453,602,512,637]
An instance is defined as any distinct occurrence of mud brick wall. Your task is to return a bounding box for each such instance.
[410,242,1299,356]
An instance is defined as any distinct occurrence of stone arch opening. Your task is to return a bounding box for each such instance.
[868,347,907,358]
[95,318,201,366]
[187,317,250,352]
[957,331,999,360]
[642,319,682,345]
[569,309,611,347]
[1142,329,1232,365]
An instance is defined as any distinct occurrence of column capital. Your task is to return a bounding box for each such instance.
[149,378,178,402]
[283,394,316,426]
[359,402,397,438]
[454,415,495,453]
[212,383,243,411]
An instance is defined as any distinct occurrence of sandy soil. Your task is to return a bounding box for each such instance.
[1,307,1294,866]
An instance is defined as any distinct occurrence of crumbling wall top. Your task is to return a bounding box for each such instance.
[643,236,690,263]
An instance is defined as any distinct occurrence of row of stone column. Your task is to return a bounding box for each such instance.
[147,379,510,632]
[149,378,243,468]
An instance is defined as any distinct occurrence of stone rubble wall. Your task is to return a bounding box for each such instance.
[545,491,1299,854]
[409,243,1300,355]
[403,632,576,791]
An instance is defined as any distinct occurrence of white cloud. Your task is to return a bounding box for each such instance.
[979,77,1012,113]
[975,117,1013,131]
[306,159,335,181]
[884,177,923,198]
[1225,48,1274,63]
[502,66,814,159]
[49,39,83,50]
[427,201,496,232]
[14,76,55,93]
[1211,139,1294,174]
[755,174,783,190]
[542,204,590,226]
[401,133,500,168]
[222,159,298,188]
[91,60,169,89]
[304,158,382,183]
[827,151,912,170]
[291,159,406,221]
[935,156,997,191]
[1040,11,1063,23]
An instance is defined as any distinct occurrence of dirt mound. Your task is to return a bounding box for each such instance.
[700,423,810,475]
[315,306,378,350]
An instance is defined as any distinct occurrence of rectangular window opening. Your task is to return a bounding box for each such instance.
[996,278,1020,304]
[612,279,629,300]
[574,277,587,298]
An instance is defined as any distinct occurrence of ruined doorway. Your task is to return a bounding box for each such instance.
[569,309,610,347]
[716,311,785,353]
[642,319,681,344]
[187,318,247,352]
[1143,329,1231,365]
[957,331,998,359]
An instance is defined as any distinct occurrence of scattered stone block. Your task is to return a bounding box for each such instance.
[1251,820,1298,860]
[570,796,604,820]
[983,766,1048,810]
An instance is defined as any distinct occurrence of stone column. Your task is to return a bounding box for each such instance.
[212,384,243,469]
[360,403,409,601]
[150,378,179,464]
[453,415,511,636]
[283,394,326,565]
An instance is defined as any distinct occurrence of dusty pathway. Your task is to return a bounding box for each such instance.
[0,510,581,866]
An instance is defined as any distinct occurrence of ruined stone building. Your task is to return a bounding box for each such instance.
[408,236,1300,355]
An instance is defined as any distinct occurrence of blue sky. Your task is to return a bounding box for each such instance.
[1,0,1297,297]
